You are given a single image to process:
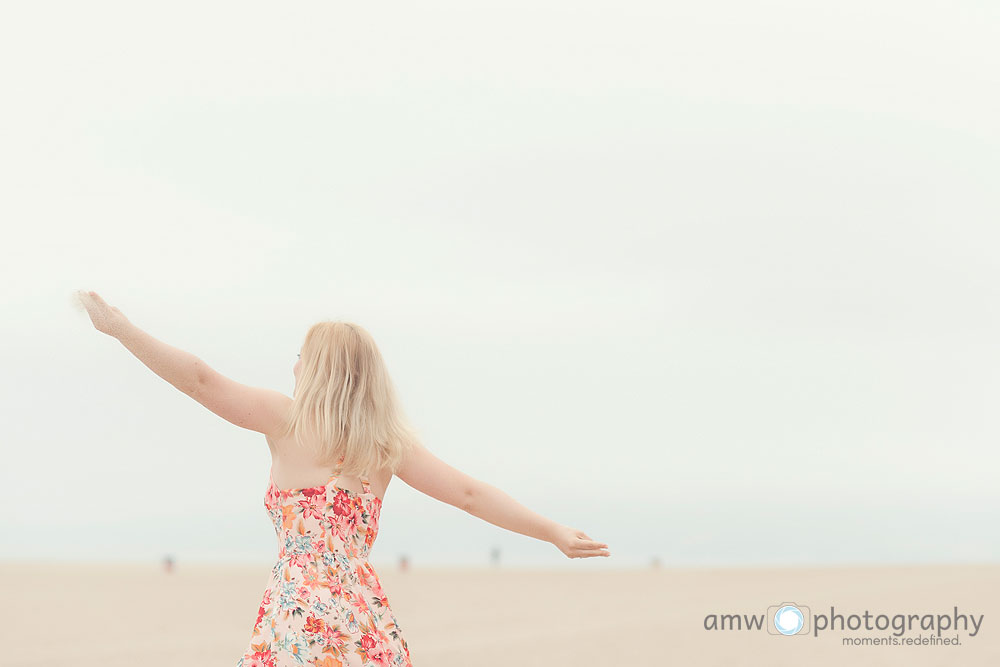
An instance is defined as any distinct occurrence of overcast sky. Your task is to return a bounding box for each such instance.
[2,1,997,569]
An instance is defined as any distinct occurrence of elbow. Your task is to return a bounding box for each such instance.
[193,360,213,389]
[186,372,209,398]
[460,482,477,514]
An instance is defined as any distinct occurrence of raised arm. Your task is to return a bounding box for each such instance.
[76,290,288,435]
[396,440,611,559]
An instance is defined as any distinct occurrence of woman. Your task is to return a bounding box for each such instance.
[77,290,611,667]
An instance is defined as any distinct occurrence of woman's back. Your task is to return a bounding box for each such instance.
[265,430,394,503]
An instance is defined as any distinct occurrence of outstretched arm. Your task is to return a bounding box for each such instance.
[397,440,611,559]
[76,290,288,434]
[466,478,611,559]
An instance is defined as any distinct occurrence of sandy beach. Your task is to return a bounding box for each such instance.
[1,561,996,666]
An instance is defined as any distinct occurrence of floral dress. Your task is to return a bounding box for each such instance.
[237,455,413,667]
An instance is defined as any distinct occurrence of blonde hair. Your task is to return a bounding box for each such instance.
[277,321,420,477]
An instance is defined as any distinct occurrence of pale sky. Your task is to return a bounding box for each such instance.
[1,1,998,569]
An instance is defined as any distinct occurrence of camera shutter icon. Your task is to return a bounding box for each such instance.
[766,602,811,636]
[775,606,803,634]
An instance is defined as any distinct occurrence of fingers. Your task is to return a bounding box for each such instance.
[567,548,611,559]
[561,529,610,558]
[575,536,608,550]
[75,290,100,308]
[568,536,611,558]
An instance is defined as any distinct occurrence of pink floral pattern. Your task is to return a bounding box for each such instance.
[237,456,412,667]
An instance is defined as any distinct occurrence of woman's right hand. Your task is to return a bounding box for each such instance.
[75,290,131,338]
[551,524,611,559]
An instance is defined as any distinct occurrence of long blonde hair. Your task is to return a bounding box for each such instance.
[277,321,420,477]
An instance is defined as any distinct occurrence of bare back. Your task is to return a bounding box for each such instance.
[265,408,393,502]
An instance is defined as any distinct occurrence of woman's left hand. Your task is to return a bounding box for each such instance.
[76,290,131,338]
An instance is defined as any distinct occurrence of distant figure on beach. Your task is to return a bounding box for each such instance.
[399,554,409,572]
[490,546,501,567]
[77,290,610,667]
[162,554,174,574]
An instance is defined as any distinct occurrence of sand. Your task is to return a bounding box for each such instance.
[1,561,997,666]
